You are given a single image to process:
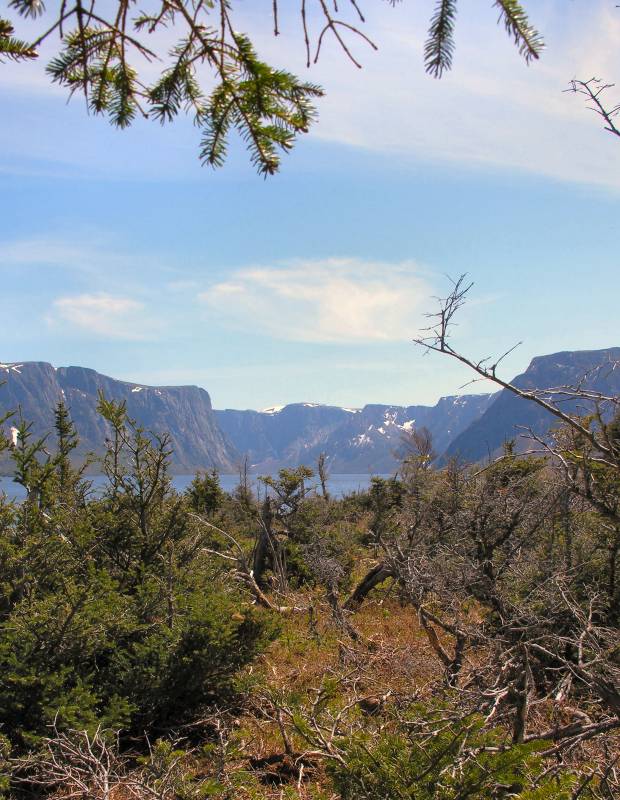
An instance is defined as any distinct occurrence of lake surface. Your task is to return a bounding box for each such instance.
[0,473,385,502]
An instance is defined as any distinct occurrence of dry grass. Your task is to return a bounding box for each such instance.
[215,596,443,797]
[33,593,620,799]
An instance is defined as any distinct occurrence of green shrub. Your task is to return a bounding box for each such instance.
[330,711,576,800]
[0,400,278,749]
[187,470,225,517]
[0,734,10,799]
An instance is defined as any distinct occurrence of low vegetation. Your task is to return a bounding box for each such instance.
[0,385,618,798]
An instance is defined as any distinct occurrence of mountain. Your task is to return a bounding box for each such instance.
[444,348,620,463]
[215,394,494,473]
[214,403,355,471]
[0,361,493,475]
[2,348,618,476]
[0,362,237,473]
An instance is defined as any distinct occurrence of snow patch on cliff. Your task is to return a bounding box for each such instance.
[0,363,23,374]
[261,405,285,415]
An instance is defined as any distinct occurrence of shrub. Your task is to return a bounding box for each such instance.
[0,400,278,749]
[329,711,576,800]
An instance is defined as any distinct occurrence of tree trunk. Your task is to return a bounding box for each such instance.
[343,563,394,611]
[253,497,273,588]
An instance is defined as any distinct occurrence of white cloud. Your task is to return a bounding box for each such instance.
[244,1,620,190]
[2,238,97,271]
[3,2,620,187]
[49,293,156,340]
[0,235,158,277]
[198,258,433,343]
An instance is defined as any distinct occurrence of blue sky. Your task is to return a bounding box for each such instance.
[1,1,619,409]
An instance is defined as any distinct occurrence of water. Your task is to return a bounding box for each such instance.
[0,473,384,503]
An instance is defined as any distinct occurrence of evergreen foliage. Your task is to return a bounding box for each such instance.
[0,399,277,749]
[0,18,36,61]
[1,1,543,173]
[187,468,225,517]
[0,734,9,798]
[0,387,617,796]
[425,0,458,79]
[494,0,545,63]
[197,34,322,176]
[331,711,576,800]
[424,0,542,77]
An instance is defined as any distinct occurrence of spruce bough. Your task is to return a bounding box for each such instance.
[0,1,543,174]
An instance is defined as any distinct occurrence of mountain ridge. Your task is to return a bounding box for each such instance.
[1,347,618,474]
[444,347,620,462]
[216,394,493,474]
[0,361,238,473]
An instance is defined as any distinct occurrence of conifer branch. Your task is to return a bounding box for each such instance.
[493,0,543,64]
[0,1,545,172]
[425,0,457,78]
[8,0,45,19]
[0,18,37,60]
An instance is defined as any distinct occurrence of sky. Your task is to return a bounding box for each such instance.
[1,0,620,410]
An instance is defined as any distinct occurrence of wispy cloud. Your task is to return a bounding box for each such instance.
[246,1,620,189]
[2,238,98,272]
[0,235,177,297]
[1,234,156,276]
[48,293,158,340]
[3,3,620,187]
[199,258,433,343]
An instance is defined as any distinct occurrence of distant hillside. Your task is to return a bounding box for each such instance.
[215,395,494,473]
[215,404,354,471]
[0,362,237,473]
[444,348,620,463]
[2,348,618,475]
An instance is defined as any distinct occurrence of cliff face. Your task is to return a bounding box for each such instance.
[444,348,620,463]
[216,404,358,471]
[215,394,494,473]
[323,395,495,473]
[2,347,617,476]
[0,362,63,438]
[0,362,238,473]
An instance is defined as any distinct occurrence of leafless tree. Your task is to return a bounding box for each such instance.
[14,725,203,800]
[568,78,620,142]
[387,276,620,747]
[413,275,620,466]
[317,452,330,501]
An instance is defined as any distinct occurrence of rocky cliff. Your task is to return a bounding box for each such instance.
[215,394,493,473]
[444,348,620,463]
[0,362,237,473]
